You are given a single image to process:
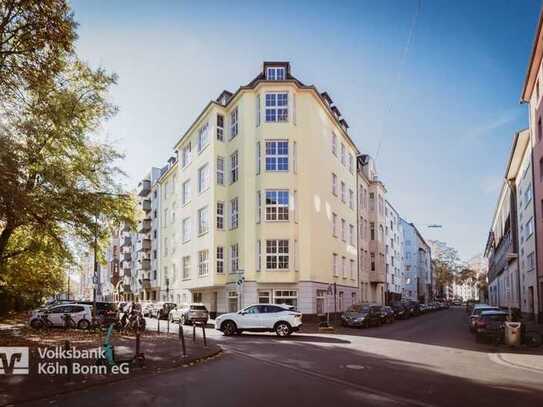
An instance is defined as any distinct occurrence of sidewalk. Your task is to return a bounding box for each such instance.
[0,318,221,406]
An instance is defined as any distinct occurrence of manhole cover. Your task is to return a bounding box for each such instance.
[345,364,365,370]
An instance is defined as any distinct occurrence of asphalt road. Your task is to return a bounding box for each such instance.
[22,307,543,407]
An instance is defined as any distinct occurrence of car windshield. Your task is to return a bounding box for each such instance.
[190,305,207,311]
[348,304,369,313]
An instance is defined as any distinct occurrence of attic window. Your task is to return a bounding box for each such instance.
[266,67,286,81]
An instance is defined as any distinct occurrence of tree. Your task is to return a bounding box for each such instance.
[429,240,462,298]
[0,1,136,306]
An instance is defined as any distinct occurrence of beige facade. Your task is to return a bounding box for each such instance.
[160,63,359,315]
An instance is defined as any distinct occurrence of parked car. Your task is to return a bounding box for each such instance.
[403,301,421,316]
[340,304,383,328]
[169,303,209,325]
[141,302,155,317]
[390,302,408,319]
[74,301,118,324]
[151,302,177,319]
[469,304,500,332]
[29,304,93,329]
[381,306,395,323]
[474,310,508,343]
[215,304,302,337]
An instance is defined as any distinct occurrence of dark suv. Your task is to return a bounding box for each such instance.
[474,310,508,343]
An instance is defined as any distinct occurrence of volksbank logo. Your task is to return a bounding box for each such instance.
[0,347,29,375]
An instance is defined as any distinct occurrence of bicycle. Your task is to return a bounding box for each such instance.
[30,313,54,330]
[62,313,77,330]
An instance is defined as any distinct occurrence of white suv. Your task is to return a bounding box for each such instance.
[215,304,302,337]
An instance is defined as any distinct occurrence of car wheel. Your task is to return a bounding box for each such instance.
[78,319,90,330]
[30,319,44,329]
[222,321,237,336]
[275,322,292,337]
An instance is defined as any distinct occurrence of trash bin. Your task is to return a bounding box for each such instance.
[505,321,522,346]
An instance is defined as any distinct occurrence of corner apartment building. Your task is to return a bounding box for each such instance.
[521,11,543,321]
[161,62,359,316]
[385,200,404,302]
[357,155,386,305]
[401,220,432,302]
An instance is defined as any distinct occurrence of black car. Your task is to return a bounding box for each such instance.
[381,306,395,324]
[474,310,508,343]
[390,302,408,319]
[403,301,422,317]
[340,304,383,328]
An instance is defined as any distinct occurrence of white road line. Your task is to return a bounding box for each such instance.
[227,349,436,407]
[488,353,543,375]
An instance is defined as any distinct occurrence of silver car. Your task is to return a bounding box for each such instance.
[169,303,209,325]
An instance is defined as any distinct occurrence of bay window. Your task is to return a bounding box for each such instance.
[265,93,288,122]
[265,140,288,171]
[266,239,289,270]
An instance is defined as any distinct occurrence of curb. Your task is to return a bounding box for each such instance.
[488,352,543,375]
[0,346,223,407]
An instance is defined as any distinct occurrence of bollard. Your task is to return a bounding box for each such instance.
[179,325,186,357]
[192,323,196,343]
[64,340,72,376]
[167,318,170,334]
[135,331,141,356]
[201,323,207,348]
[157,318,160,334]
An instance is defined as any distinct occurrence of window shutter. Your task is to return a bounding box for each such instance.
[256,141,261,175]
[293,141,297,174]
[256,191,261,224]
[256,94,261,127]
[291,92,296,125]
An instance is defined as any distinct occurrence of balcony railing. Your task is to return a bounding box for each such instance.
[138,179,151,197]
[138,219,151,233]
[369,270,385,283]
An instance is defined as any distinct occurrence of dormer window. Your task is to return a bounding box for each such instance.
[266,67,286,80]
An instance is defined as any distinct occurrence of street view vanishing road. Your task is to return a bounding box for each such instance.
[22,308,543,407]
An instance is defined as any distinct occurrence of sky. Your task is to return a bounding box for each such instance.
[71,0,541,261]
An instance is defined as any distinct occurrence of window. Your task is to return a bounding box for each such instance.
[371,253,375,271]
[332,213,338,237]
[538,117,542,143]
[230,244,239,273]
[293,141,297,173]
[524,184,532,206]
[230,197,239,229]
[370,222,375,240]
[216,201,224,229]
[197,122,209,152]
[332,173,338,196]
[198,164,209,193]
[342,256,346,278]
[163,237,168,256]
[274,290,297,307]
[198,206,208,235]
[341,219,346,242]
[265,190,289,221]
[265,93,288,122]
[333,253,338,276]
[230,107,238,139]
[256,141,261,174]
[341,181,346,203]
[216,247,224,273]
[182,180,191,205]
[258,290,270,304]
[266,67,286,80]
[350,260,355,279]
[349,189,354,209]
[256,191,262,223]
[228,291,238,312]
[216,114,224,141]
[526,217,534,239]
[198,250,209,277]
[369,192,375,210]
[181,142,191,167]
[332,133,337,156]
[216,157,224,185]
[527,251,535,271]
[182,217,191,242]
[340,143,346,166]
[182,256,190,279]
[256,95,261,127]
[348,154,353,173]
[230,151,239,183]
[266,239,289,269]
[349,224,354,245]
[265,140,288,171]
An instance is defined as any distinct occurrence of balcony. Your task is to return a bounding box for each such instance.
[138,238,151,252]
[140,259,151,271]
[120,236,131,248]
[369,270,385,283]
[141,199,151,212]
[138,219,151,233]
[138,179,151,197]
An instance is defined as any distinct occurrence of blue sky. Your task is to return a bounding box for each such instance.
[71,0,541,260]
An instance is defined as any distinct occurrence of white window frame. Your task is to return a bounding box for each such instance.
[265,92,288,122]
[332,213,338,237]
[256,141,261,174]
[198,250,209,277]
[182,256,190,280]
[216,156,224,185]
[256,240,262,271]
[216,201,224,230]
[341,218,346,242]
[266,66,286,80]
[333,253,338,276]
[216,247,224,274]
[265,239,289,270]
[341,181,346,203]
[230,151,239,183]
[197,122,209,152]
[256,191,262,223]
[230,197,239,229]
[265,140,288,171]
[332,133,337,156]
[216,114,224,141]
[182,217,191,243]
[182,179,191,205]
[230,244,239,273]
[181,142,192,167]
[198,163,209,193]
[349,189,354,209]
[332,173,338,196]
[198,206,208,235]
[230,107,238,139]
[265,189,289,221]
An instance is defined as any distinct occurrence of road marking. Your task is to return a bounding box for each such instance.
[488,353,543,375]
[228,349,436,407]
[345,364,365,370]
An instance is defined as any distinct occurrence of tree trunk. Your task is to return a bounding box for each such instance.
[0,225,15,271]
